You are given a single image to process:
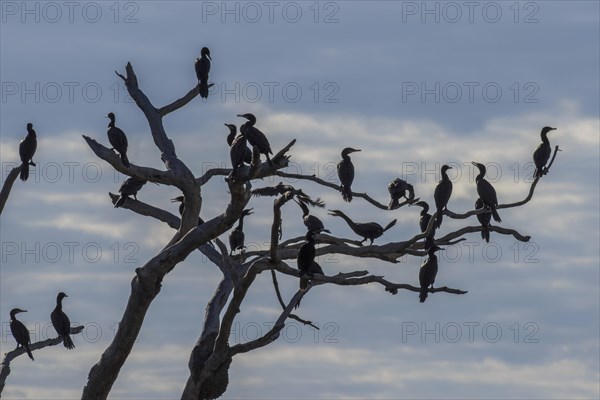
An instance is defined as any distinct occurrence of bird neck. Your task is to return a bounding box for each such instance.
[299,202,309,217]
[336,211,356,228]
[237,215,246,230]
[108,120,115,128]
[341,153,352,161]
[476,170,485,182]
[227,131,235,146]
[441,169,450,181]
[541,131,550,144]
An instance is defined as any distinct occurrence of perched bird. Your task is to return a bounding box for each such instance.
[388,178,415,209]
[114,177,147,208]
[434,165,453,228]
[195,47,211,99]
[533,126,557,178]
[19,123,37,181]
[419,245,442,303]
[415,201,436,249]
[225,123,252,168]
[475,197,491,243]
[329,209,396,245]
[297,230,317,291]
[10,308,34,361]
[51,292,75,349]
[170,196,205,225]
[237,113,273,165]
[106,112,130,168]
[472,162,501,222]
[251,183,324,208]
[229,208,253,255]
[295,199,330,233]
[337,147,361,202]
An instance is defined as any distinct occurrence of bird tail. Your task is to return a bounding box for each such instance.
[300,277,309,292]
[114,196,126,208]
[482,226,490,243]
[25,344,34,361]
[383,219,397,232]
[63,334,75,350]
[265,153,274,167]
[120,153,130,168]
[20,162,29,181]
[200,81,209,98]
[491,208,501,223]
[341,186,353,202]
[389,198,399,210]
[419,287,428,303]
[435,208,443,228]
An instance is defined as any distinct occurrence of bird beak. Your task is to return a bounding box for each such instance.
[64,294,69,297]
[236,114,244,118]
[207,54,212,61]
[471,161,477,166]
[21,309,28,313]
[170,198,179,202]
[551,127,557,131]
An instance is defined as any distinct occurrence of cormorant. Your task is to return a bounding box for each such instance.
[229,208,253,255]
[225,123,252,168]
[328,209,396,245]
[10,308,34,361]
[415,201,436,249]
[337,147,361,202]
[533,126,557,178]
[19,123,37,181]
[195,47,211,99]
[419,245,442,303]
[114,177,147,208]
[388,178,415,209]
[251,183,324,207]
[295,199,330,233]
[237,113,273,165]
[434,165,453,228]
[475,197,491,243]
[297,230,317,291]
[472,162,501,222]
[51,292,75,349]
[170,196,205,225]
[106,112,130,168]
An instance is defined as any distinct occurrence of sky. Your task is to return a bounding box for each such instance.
[1,1,599,399]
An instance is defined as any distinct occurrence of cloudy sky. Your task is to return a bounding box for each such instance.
[1,1,598,398]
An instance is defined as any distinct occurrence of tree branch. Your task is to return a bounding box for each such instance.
[0,166,20,216]
[270,270,318,329]
[445,146,561,220]
[274,171,415,210]
[1,326,84,394]
[83,135,174,183]
[157,83,214,117]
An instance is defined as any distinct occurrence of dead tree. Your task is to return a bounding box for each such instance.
[66,61,557,399]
